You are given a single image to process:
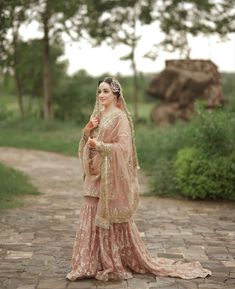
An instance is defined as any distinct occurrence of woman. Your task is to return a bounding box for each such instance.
[66,77,211,281]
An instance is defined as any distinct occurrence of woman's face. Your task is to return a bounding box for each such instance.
[97,82,116,107]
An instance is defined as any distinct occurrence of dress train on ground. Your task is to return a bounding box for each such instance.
[66,197,211,282]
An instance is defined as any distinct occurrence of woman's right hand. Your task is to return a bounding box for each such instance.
[84,117,100,134]
[89,117,100,129]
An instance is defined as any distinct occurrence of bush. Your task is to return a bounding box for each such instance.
[53,70,99,124]
[137,104,235,200]
[136,121,189,172]
[149,158,179,197]
[174,148,235,200]
[191,104,235,157]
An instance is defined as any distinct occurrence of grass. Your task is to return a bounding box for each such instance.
[0,118,78,211]
[0,98,155,156]
[0,162,40,209]
[0,117,81,156]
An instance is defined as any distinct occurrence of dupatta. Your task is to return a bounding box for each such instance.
[78,78,140,229]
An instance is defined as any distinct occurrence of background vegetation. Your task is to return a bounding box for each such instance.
[0,163,40,209]
[1,72,235,203]
[1,0,234,208]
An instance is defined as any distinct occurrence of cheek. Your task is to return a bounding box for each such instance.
[108,94,115,102]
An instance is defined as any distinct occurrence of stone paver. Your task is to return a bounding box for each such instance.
[0,147,235,289]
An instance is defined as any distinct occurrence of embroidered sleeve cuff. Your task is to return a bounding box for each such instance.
[96,141,104,152]
[96,141,112,155]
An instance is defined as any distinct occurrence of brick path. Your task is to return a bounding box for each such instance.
[0,147,235,289]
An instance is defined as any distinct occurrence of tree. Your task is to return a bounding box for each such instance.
[14,39,67,117]
[54,70,98,122]
[0,0,30,118]
[147,0,235,59]
[0,1,71,119]
[26,0,85,119]
[84,0,154,121]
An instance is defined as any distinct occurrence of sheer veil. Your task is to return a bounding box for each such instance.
[90,77,140,171]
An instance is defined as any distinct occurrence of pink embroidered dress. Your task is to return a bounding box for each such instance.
[66,79,211,282]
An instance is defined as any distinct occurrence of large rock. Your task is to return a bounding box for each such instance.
[147,59,225,124]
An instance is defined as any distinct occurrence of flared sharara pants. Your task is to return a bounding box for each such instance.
[66,196,211,281]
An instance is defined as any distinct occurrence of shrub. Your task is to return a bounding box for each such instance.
[136,105,235,200]
[136,121,189,172]
[174,147,235,200]
[149,158,179,197]
[191,103,235,157]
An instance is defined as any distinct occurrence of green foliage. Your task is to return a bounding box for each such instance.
[191,103,235,157]
[14,39,67,109]
[157,0,235,57]
[0,117,80,156]
[136,121,189,171]
[149,158,179,197]
[0,0,30,69]
[174,148,235,200]
[136,104,235,200]
[54,70,98,123]
[221,73,235,99]
[0,162,40,209]
[0,105,14,122]
[221,73,235,113]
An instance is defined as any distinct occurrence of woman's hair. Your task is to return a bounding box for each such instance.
[98,77,121,98]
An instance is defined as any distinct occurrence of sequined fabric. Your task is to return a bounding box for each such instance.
[66,197,211,282]
[80,109,140,229]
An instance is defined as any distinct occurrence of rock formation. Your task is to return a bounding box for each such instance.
[147,59,225,125]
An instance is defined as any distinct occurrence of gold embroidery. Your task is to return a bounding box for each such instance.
[79,109,139,229]
[96,110,125,141]
[84,185,100,197]
[95,215,110,229]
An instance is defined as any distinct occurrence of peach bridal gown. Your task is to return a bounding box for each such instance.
[66,109,211,282]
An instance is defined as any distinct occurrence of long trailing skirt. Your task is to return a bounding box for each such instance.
[66,196,211,282]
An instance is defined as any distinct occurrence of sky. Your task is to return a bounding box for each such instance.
[21,20,235,76]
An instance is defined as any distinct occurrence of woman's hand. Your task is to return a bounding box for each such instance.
[84,117,100,140]
[86,117,100,131]
[87,137,98,149]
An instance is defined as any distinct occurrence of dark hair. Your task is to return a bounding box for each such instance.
[98,77,121,98]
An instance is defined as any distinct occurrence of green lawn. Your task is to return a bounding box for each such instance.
[0,162,40,209]
[0,118,81,156]
[0,96,155,156]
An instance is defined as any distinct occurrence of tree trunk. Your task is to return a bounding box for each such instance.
[12,27,24,119]
[14,71,24,118]
[131,8,139,122]
[132,52,139,122]
[42,7,53,119]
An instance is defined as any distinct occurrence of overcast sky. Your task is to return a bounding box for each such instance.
[21,20,235,76]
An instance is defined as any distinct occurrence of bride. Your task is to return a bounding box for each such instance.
[66,76,211,281]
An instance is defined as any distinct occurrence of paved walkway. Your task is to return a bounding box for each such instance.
[0,147,235,289]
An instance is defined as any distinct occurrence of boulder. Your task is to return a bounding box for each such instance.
[147,59,225,124]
